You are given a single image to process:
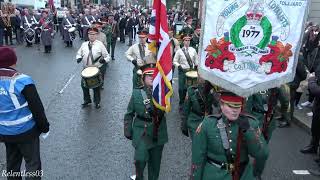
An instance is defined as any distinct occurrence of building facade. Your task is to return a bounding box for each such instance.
[310,0,320,23]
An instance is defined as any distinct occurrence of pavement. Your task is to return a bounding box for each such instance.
[0,34,319,180]
[292,93,314,132]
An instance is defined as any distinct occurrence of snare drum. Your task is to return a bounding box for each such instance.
[81,66,102,89]
[185,70,198,87]
[68,27,76,33]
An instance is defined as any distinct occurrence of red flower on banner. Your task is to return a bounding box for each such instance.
[259,41,293,74]
[205,38,235,71]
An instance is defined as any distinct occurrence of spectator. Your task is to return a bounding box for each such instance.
[0,47,50,180]
[306,65,320,177]
[289,52,307,122]
[13,9,23,45]
[0,11,4,46]
[300,65,320,154]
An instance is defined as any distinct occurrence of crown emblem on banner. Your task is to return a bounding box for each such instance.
[246,11,263,25]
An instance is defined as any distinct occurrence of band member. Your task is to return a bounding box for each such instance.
[245,89,278,143]
[173,34,198,107]
[76,28,110,109]
[91,9,100,23]
[0,47,50,180]
[180,16,194,36]
[124,63,168,180]
[181,80,220,139]
[126,12,135,46]
[21,8,34,47]
[137,13,147,31]
[191,26,201,52]
[168,28,180,73]
[39,11,53,53]
[94,22,107,47]
[77,13,84,39]
[81,9,93,41]
[125,30,152,89]
[32,10,41,45]
[119,13,127,43]
[190,92,269,180]
[62,10,76,47]
[94,21,108,89]
[102,14,119,60]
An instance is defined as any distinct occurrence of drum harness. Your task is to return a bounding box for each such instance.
[87,43,103,66]
[82,16,91,28]
[182,48,195,70]
[65,17,76,41]
[206,117,245,180]
[23,16,35,43]
[140,89,163,142]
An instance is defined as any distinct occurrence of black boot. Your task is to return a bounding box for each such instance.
[278,121,290,128]
[300,137,319,154]
[48,45,52,53]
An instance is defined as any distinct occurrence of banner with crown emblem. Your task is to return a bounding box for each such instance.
[198,0,310,97]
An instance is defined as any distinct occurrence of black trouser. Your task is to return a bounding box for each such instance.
[44,45,52,53]
[65,41,73,47]
[34,31,40,44]
[133,27,136,40]
[4,136,42,180]
[311,98,320,138]
[4,27,13,45]
[289,87,297,121]
[0,28,4,45]
[308,89,315,102]
[14,27,23,44]
[81,79,101,104]
[128,31,133,45]
[78,27,83,39]
[119,28,125,42]
[111,37,117,59]
[295,92,303,105]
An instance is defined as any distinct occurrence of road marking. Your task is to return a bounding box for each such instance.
[292,170,310,175]
[58,74,75,94]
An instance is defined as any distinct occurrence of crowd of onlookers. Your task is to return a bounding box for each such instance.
[289,21,320,176]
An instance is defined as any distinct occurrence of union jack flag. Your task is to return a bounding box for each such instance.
[149,0,173,112]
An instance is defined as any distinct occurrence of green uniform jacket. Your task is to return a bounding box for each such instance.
[124,88,168,150]
[191,114,269,180]
[102,24,113,43]
[182,85,216,139]
[191,35,200,52]
[245,90,277,143]
[180,25,194,36]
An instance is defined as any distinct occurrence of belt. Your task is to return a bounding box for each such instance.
[207,157,248,172]
[136,115,152,122]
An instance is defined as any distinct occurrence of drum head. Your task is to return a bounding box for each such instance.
[185,71,198,78]
[68,27,76,32]
[81,67,100,78]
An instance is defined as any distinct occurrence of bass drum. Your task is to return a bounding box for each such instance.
[25,28,35,43]
[68,27,76,41]
[69,32,76,41]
